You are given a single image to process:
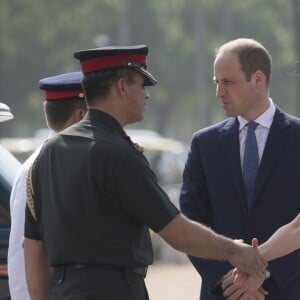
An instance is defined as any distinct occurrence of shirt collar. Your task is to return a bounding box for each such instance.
[238,99,275,130]
[48,129,57,139]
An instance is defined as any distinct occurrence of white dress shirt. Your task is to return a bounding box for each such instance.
[8,130,55,300]
[238,99,276,166]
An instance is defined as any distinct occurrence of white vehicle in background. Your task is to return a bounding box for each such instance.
[127,129,186,187]
[2,128,187,189]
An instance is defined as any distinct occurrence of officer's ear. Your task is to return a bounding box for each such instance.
[73,108,86,123]
[78,108,86,121]
[115,76,128,96]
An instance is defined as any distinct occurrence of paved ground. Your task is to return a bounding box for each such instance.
[145,263,202,300]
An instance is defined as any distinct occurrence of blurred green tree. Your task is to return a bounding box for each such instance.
[0,0,299,143]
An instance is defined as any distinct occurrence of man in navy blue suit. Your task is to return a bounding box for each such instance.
[180,38,300,299]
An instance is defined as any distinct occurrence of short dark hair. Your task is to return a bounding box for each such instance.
[44,99,86,131]
[82,68,136,106]
[216,38,272,85]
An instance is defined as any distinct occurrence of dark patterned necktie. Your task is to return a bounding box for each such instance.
[243,121,259,210]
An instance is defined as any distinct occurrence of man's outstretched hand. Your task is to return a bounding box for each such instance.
[228,240,267,278]
[234,238,268,284]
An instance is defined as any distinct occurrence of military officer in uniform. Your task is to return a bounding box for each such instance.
[8,72,86,300]
[23,45,267,300]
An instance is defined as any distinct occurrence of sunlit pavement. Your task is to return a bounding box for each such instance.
[146,263,202,300]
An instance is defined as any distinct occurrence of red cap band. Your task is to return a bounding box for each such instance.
[80,53,146,74]
[45,90,84,101]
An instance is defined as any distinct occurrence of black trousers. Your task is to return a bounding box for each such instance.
[48,266,149,300]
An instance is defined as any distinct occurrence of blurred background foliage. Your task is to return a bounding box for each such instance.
[0,0,300,143]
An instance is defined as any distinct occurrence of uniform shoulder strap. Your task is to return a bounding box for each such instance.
[26,160,37,221]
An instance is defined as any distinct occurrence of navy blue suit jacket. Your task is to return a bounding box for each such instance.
[180,108,300,299]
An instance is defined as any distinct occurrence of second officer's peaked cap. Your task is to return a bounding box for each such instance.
[39,72,85,101]
[74,45,157,86]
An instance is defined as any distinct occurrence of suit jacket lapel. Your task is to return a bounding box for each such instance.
[220,118,248,213]
[253,108,291,202]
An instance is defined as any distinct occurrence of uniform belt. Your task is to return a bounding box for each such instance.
[53,264,148,278]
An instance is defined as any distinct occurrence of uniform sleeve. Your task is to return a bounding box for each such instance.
[24,204,41,240]
[114,149,179,233]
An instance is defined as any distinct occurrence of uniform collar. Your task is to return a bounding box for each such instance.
[87,109,126,137]
[87,109,143,151]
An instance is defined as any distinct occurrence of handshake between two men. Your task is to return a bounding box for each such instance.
[216,238,269,300]
[159,214,269,299]
[160,213,300,299]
